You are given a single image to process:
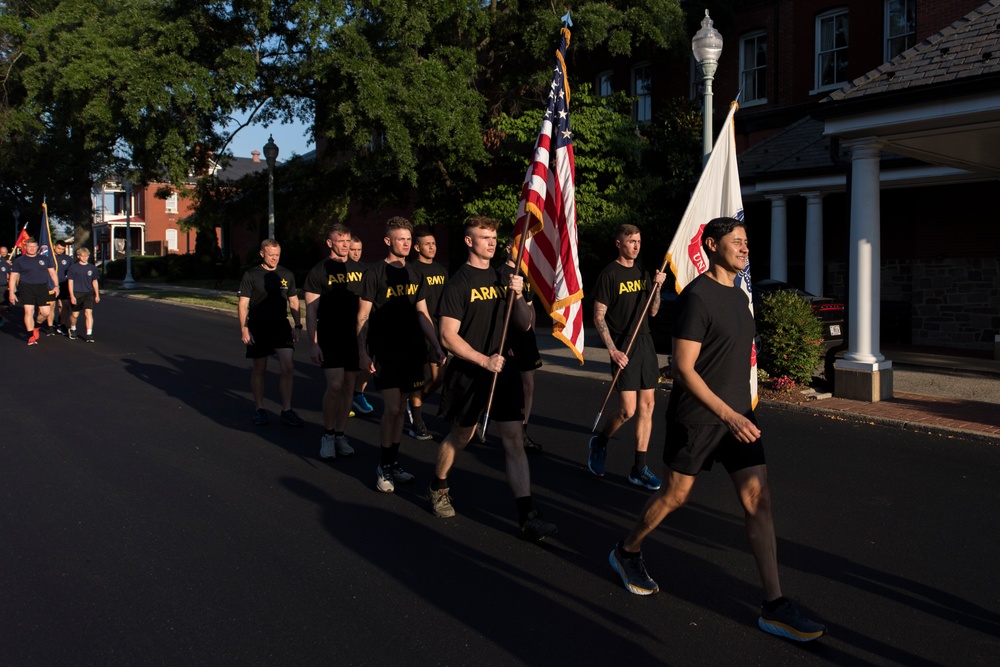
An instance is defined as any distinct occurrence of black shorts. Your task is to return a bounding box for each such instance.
[372,346,426,394]
[318,325,360,371]
[509,328,542,372]
[58,281,69,299]
[614,333,659,391]
[246,320,294,359]
[71,293,96,312]
[663,415,766,475]
[18,283,53,307]
[439,358,523,427]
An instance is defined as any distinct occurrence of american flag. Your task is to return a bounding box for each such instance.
[512,27,585,364]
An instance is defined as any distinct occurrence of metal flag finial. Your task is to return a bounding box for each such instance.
[561,10,573,27]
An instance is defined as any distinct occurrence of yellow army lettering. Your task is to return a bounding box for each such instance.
[385,283,420,298]
[425,275,446,286]
[469,286,507,302]
[618,279,647,294]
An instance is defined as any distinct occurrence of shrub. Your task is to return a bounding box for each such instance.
[757,290,823,384]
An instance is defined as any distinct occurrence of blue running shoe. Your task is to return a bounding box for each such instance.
[628,465,662,490]
[609,543,659,595]
[758,598,827,642]
[352,393,374,414]
[588,436,607,476]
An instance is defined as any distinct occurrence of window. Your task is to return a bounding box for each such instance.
[885,0,915,61]
[165,192,178,214]
[816,9,849,90]
[740,31,768,104]
[166,229,178,252]
[597,70,613,97]
[632,62,652,123]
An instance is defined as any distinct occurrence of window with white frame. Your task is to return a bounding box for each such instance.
[165,191,178,214]
[632,62,652,122]
[816,9,849,90]
[740,31,768,104]
[885,0,915,61]
[166,229,178,252]
[597,70,613,97]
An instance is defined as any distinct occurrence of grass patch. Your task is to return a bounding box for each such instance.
[111,288,240,313]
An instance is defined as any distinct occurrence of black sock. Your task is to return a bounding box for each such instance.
[634,451,647,470]
[762,597,787,612]
[515,496,534,524]
[595,434,609,448]
[617,541,640,558]
[325,429,337,436]
[334,431,344,438]
[380,446,396,467]
[431,477,448,491]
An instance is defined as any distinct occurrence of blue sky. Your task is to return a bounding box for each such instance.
[223,118,314,161]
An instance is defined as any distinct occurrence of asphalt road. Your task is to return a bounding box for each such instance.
[1,295,998,666]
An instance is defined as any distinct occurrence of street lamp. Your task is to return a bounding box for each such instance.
[123,180,136,289]
[263,134,279,240]
[692,9,723,166]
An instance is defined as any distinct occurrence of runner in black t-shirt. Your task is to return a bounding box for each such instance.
[407,225,449,440]
[66,247,100,342]
[428,215,557,542]
[348,235,375,415]
[357,217,445,493]
[303,223,364,461]
[8,238,59,345]
[589,225,667,490]
[237,239,303,427]
[49,240,73,335]
[501,241,543,452]
[609,217,826,642]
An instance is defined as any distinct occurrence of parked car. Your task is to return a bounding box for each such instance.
[751,279,845,352]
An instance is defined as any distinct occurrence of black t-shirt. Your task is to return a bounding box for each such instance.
[67,263,98,293]
[303,258,364,333]
[358,260,424,353]
[0,259,10,286]
[237,264,296,326]
[54,253,72,282]
[592,261,653,346]
[411,260,448,321]
[667,273,756,424]
[12,253,54,285]
[439,263,513,357]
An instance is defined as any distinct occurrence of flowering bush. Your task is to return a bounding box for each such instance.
[770,375,797,392]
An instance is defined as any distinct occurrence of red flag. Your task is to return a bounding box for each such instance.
[14,226,28,255]
[512,27,585,364]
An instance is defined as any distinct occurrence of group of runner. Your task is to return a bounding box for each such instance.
[1,239,101,344]
[237,215,826,642]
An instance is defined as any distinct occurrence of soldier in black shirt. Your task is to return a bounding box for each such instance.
[428,215,557,542]
[609,217,826,642]
[407,225,449,440]
[303,223,364,461]
[357,217,444,493]
[237,239,303,427]
[589,225,667,490]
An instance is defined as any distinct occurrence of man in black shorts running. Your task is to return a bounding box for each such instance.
[237,239,304,427]
[49,240,72,335]
[502,240,543,452]
[357,217,445,493]
[427,215,557,541]
[8,238,59,345]
[66,247,100,342]
[608,217,826,642]
[304,223,363,460]
[589,224,666,489]
[407,225,448,440]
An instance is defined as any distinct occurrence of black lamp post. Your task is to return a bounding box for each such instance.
[263,135,279,239]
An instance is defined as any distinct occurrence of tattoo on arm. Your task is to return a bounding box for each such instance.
[593,302,617,353]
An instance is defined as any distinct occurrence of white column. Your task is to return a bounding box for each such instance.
[766,194,787,282]
[803,191,824,296]
[841,139,885,366]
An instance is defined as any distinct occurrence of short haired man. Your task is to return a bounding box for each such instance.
[237,239,304,427]
[357,217,445,493]
[407,224,449,440]
[428,216,557,541]
[49,240,72,335]
[348,234,374,415]
[609,217,826,642]
[66,247,100,342]
[8,238,59,345]
[589,224,666,490]
[303,223,364,460]
[502,241,543,452]
[0,246,11,327]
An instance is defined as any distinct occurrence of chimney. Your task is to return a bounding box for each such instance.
[251,150,261,163]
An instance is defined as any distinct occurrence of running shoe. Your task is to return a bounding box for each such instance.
[84,335,94,343]
[758,598,827,642]
[56,324,67,336]
[609,543,659,595]
[349,410,355,418]
[68,329,77,340]
[27,329,40,346]
[320,434,337,459]
[44,327,56,336]
[628,465,662,490]
[334,435,355,457]
[520,510,558,542]
[280,409,305,427]
[409,422,433,441]
[253,408,269,426]
[376,465,395,493]
[352,393,374,414]
[428,486,455,518]
[389,463,414,483]
[587,436,607,477]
